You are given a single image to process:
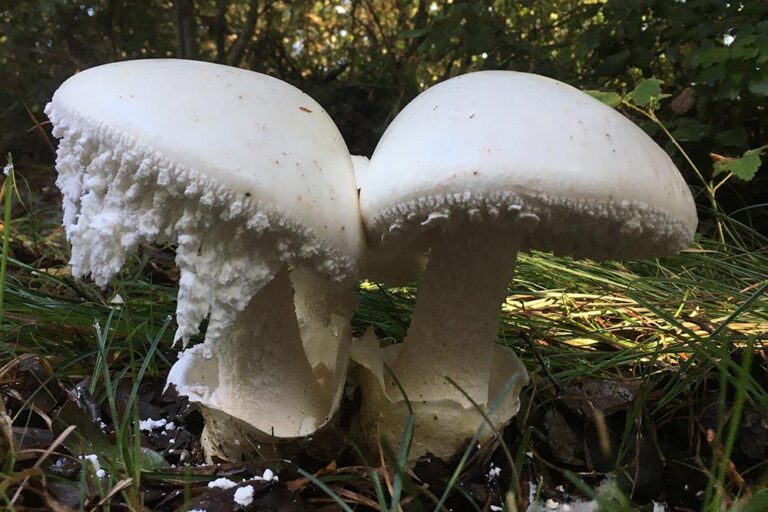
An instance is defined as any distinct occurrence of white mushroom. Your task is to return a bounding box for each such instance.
[46,59,364,460]
[354,71,698,459]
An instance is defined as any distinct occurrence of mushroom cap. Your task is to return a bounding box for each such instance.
[359,71,697,260]
[49,59,363,268]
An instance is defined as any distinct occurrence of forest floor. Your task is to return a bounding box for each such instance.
[1,161,767,512]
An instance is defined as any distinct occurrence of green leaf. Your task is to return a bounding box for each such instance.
[465,25,495,54]
[399,27,429,39]
[140,447,168,471]
[713,149,763,181]
[731,490,768,512]
[715,127,749,148]
[747,75,768,96]
[699,62,728,84]
[671,118,709,142]
[626,78,665,108]
[730,35,759,59]
[692,46,730,68]
[585,90,622,108]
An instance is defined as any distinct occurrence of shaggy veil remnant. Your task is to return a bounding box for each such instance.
[48,102,355,346]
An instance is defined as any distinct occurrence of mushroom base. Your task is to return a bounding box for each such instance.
[350,332,528,461]
[199,401,352,462]
[168,267,355,462]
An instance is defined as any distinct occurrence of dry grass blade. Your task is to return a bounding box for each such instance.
[9,424,77,505]
[285,460,338,491]
[376,433,397,506]
[326,485,382,509]
[90,477,135,511]
[0,393,14,459]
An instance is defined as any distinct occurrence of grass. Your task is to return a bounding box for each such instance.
[0,147,766,509]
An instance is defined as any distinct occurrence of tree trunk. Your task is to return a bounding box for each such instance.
[214,0,228,63]
[227,0,260,67]
[175,0,198,59]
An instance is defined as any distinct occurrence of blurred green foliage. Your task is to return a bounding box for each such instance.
[1,0,767,231]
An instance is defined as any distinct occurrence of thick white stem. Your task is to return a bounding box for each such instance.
[211,267,331,436]
[291,267,355,399]
[389,228,518,407]
[172,265,356,460]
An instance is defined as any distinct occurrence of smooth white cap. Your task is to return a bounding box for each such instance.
[359,71,697,260]
[49,59,364,264]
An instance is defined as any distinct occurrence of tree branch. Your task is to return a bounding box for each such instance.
[227,0,260,67]
[214,0,228,63]
[174,0,198,59]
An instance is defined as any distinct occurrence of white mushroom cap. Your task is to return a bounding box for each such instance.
[359,71,697,259]
[49,59,363,274]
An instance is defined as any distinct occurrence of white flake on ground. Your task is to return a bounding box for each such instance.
[233,485,255,506]
[487,464,501,482]
[207,477,238,489]
[258,468,277,481]
[526,478,630,512]
[164,421,176,431]
[244,469,279,482]
[95,468,106,478]
[79,454,101,473]
[139,418,167,432]
[3,162,12,176]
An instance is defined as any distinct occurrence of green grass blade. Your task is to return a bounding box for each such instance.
[0,155,14,327]
[295,468,355,512]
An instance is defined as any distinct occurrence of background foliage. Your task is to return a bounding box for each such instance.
[3,1,768,235]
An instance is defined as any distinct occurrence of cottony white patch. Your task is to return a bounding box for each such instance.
[252,468,278,482]
[526,478,648,512]
[79,454,101,472]
[487,464,502,481]
[233,485,255,506]
[207,477,238,489]
[139,418,167,432]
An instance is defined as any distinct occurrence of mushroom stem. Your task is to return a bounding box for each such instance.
[170,265,351,450]
[214,266,332,434]
[389,227,519,407]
